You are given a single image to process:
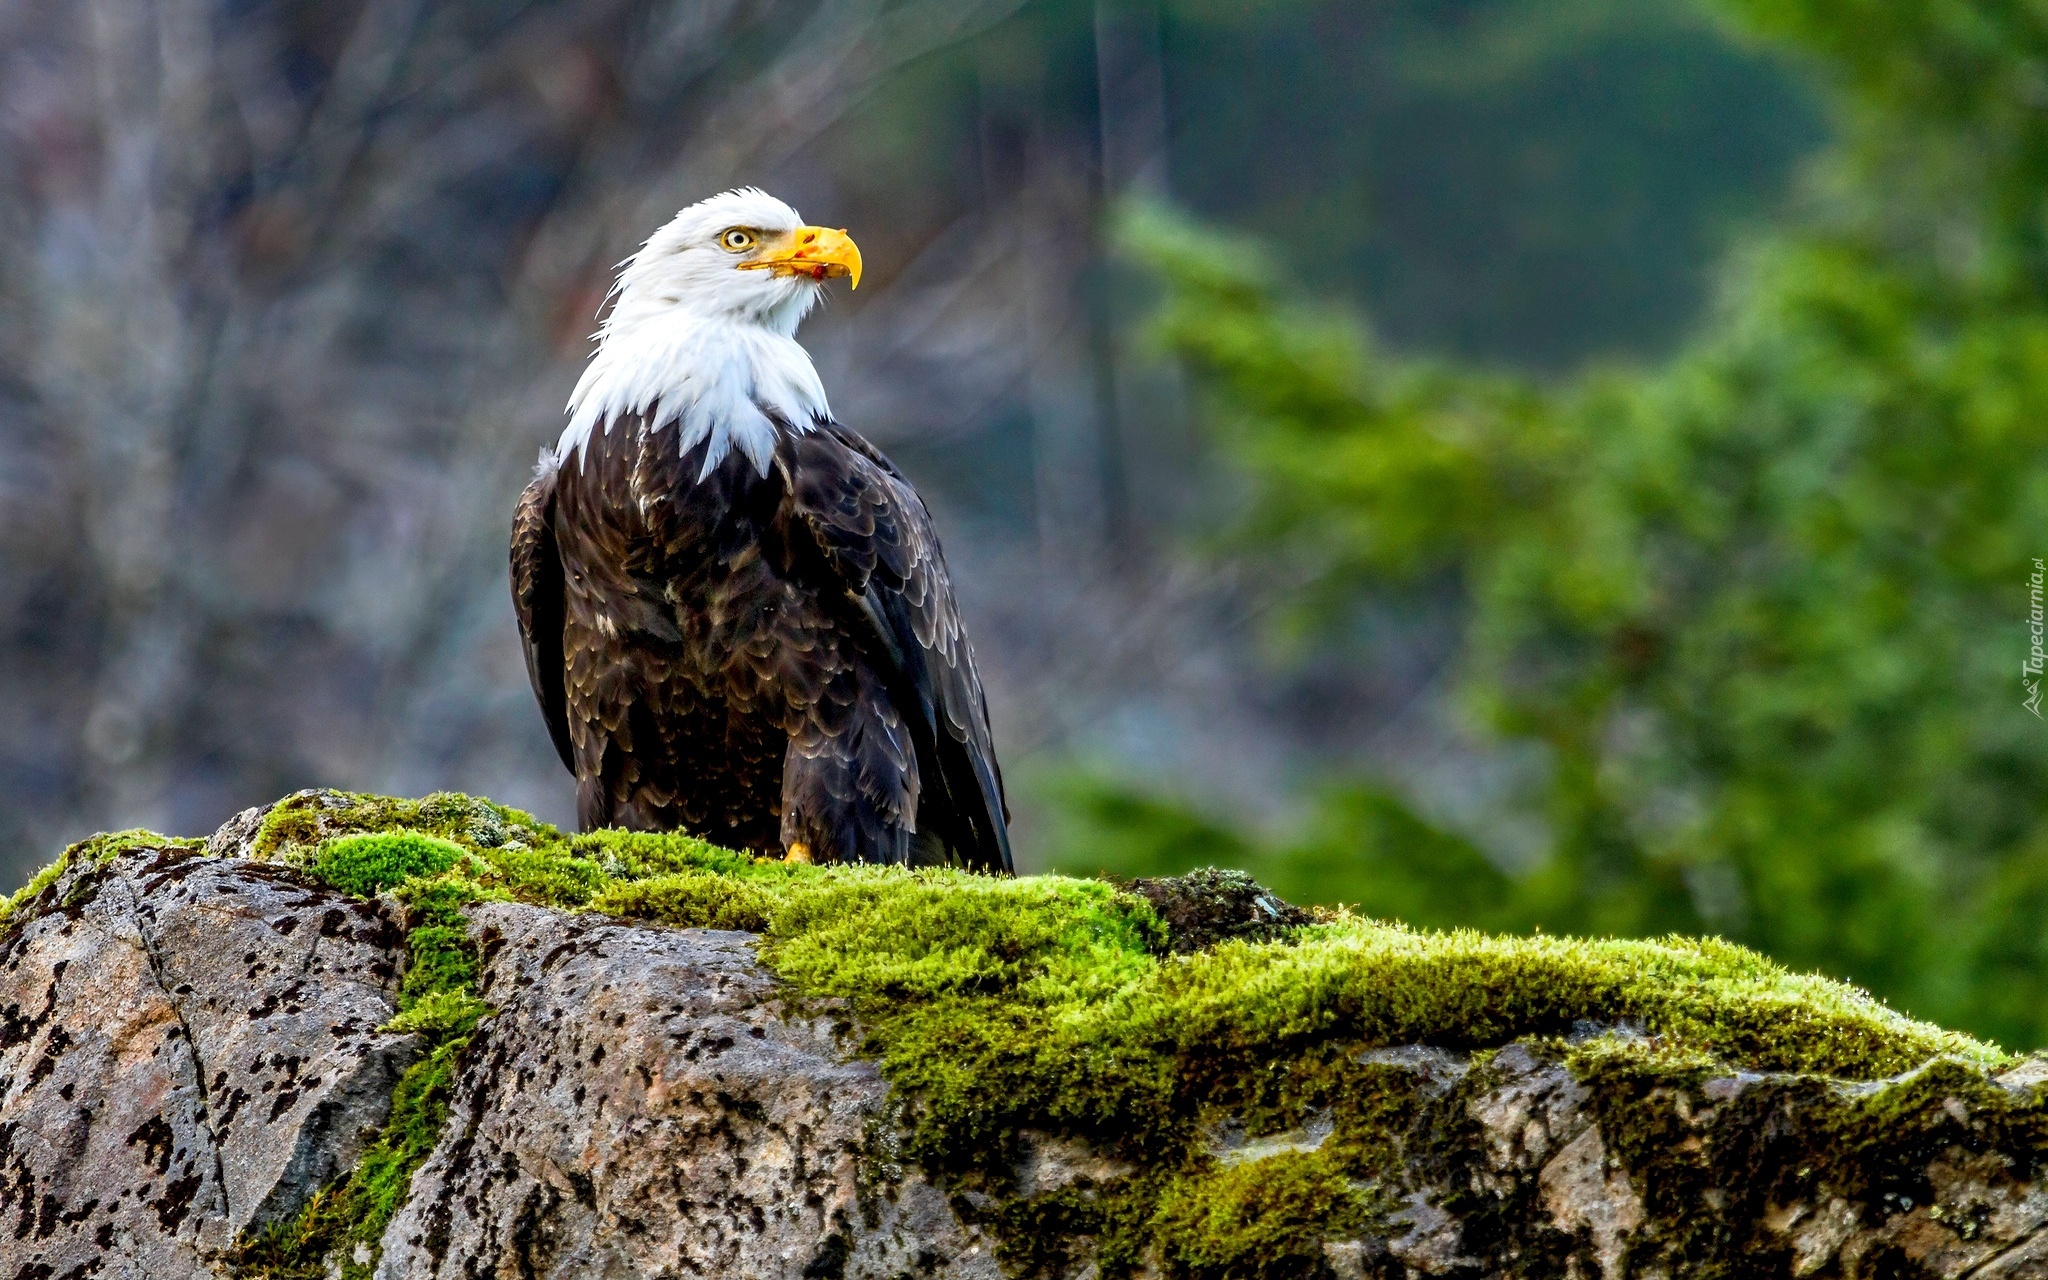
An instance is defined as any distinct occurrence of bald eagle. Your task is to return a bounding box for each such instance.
[511,189,1011,871]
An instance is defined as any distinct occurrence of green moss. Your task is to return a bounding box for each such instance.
[1162,924,1988,1078]
[1150,1152,1375,1280]
[380,987,489,1037]
[392,876,498,1004]
[590,870,776,931]
[344,1037,472,1235]
[10,792,2010,1278]
[0,830,203,935]
[313,833,463,899]
[73,828,204,867]
[1551,1033,2048,1273]
[233,833,502,1277]
[250,790,555,864]
[0,851,74,934]
[230,1037,471,1280]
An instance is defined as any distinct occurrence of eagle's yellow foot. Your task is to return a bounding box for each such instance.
[783,842,813,865]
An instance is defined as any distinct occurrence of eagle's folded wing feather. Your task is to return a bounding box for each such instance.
[511,453,576,773]
[782,422,1013,872]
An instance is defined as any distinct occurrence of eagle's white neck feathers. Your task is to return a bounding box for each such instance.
[559,189,833,480]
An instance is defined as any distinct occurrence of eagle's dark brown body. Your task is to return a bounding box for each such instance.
[511,411,1011,870]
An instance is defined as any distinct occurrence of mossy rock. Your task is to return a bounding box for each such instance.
[8,790,2044,1280]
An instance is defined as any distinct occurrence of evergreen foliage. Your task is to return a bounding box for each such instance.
[1059,0,2048,1049]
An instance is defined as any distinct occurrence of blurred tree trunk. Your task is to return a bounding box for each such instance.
[0,0,1027,873]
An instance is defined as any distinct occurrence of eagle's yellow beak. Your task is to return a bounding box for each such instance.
[740,225,863,289]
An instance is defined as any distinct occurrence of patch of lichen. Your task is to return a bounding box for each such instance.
[12,792,2010,1278]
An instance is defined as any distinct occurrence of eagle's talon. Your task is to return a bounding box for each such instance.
[784,842,813,865]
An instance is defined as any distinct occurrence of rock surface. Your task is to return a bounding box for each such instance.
[376,903,999,1279]
[0,840,416,1279]
[10,813,2048,1278]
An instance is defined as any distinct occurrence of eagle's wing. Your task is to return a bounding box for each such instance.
[511,451,575,773]
[781,422,1013,873]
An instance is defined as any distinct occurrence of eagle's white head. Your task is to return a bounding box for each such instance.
[559,188,863,478]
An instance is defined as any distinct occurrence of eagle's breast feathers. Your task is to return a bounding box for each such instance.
[513,395,1010,871]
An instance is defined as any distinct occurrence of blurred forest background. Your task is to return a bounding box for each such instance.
[5,0,2046,1047]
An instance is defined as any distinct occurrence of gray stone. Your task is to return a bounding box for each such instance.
[131,854,419,1232]
[1012,1130,1135,1198]
[1320,1237,1388,1279]
[1356,1043,1470,1095]
[0,843,417,1278]
[375,903,1002,1280]
[1974,1229,2048,1280]
[1538,1122,1643,1279]
[1998,1055,2048,1094]
[1468,1041,1593,1185]
[1384,1188,1477,1275]
[203,803,272,860]
[1204,1108,1334,1166]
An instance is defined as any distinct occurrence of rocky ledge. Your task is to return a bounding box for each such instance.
[3,790,2047,1280]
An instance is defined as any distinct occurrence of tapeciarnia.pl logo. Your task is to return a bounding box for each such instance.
[2029,557,2045,718]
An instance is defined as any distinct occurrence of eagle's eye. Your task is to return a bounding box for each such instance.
[719,228,756,252]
